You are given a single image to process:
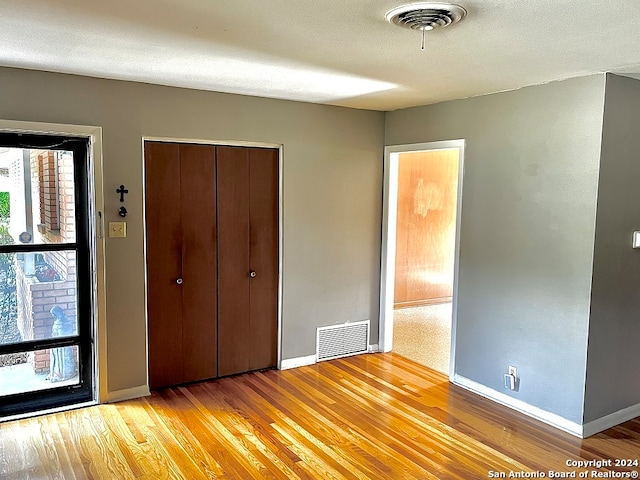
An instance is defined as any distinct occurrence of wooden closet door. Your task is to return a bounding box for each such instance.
[217,146,278,377]
[217,146,251,376]
[146,142,218,389]
[145,142,183,389]
[180,144,218,382]
[147,142,276,385]
[248,148,278,371]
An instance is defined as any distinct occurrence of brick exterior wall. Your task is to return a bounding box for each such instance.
[31,151,76,244]
[36,151,60,231]
[15,262,34,342]
[57,155,75,242]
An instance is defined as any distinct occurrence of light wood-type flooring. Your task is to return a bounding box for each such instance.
[1,353,639,479]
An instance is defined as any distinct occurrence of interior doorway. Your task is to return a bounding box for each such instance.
[379,140,464,379]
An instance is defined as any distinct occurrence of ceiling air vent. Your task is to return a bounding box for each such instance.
[385,2,467,31]
[386,2,467,49]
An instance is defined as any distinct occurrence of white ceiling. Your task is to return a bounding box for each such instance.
[2,0,640,111]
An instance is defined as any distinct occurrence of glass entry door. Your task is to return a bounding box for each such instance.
[0,132,94,417]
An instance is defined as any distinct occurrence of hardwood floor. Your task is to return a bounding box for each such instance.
[1,353,639,479]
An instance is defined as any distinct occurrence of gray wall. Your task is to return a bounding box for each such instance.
[386,75,606,423]
[584,74,640,423]
[5,64,631,427]
[0,66,384,393]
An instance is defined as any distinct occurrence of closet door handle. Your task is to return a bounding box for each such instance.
[176,278,183,285]
[249,271,257,278]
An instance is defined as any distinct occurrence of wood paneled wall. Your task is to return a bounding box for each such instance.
[394,149,459,308]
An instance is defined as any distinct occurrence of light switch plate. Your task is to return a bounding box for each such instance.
[109,222,127,238]
[633,231,640,249]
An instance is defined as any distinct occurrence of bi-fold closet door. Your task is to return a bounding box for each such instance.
[145,142,278,390]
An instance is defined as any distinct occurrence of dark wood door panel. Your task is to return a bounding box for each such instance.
[216,146,251,377]
[180,144,218,382]
[249,148,279,370]
[144,141,184,389]
[146,142,279,387]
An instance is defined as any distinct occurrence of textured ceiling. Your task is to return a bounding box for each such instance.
[2,0,640,111]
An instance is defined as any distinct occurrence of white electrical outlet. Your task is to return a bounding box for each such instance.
[504,366,518,390]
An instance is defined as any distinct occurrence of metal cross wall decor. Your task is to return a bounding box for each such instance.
[116,184,129,202]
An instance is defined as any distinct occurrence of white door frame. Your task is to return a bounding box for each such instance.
[379,140,465,381]
[0,118,106,405]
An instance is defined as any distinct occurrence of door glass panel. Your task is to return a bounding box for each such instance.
[0,346,80,397]
[0,250,78,345]
[0,147,76,246]
[0,134,91,417]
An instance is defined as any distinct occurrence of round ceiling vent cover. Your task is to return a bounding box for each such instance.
[385,2,467,31]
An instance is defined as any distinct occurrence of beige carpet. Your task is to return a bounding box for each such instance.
[393,303,452,374]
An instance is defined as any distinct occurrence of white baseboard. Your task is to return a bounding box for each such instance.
[280,346,380,370]
[280,354,317,370]
[583,402,640,437]
[453,374,583,438]
[107,385,150,403]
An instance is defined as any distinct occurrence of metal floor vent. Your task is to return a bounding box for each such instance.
[316,320,370,362]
